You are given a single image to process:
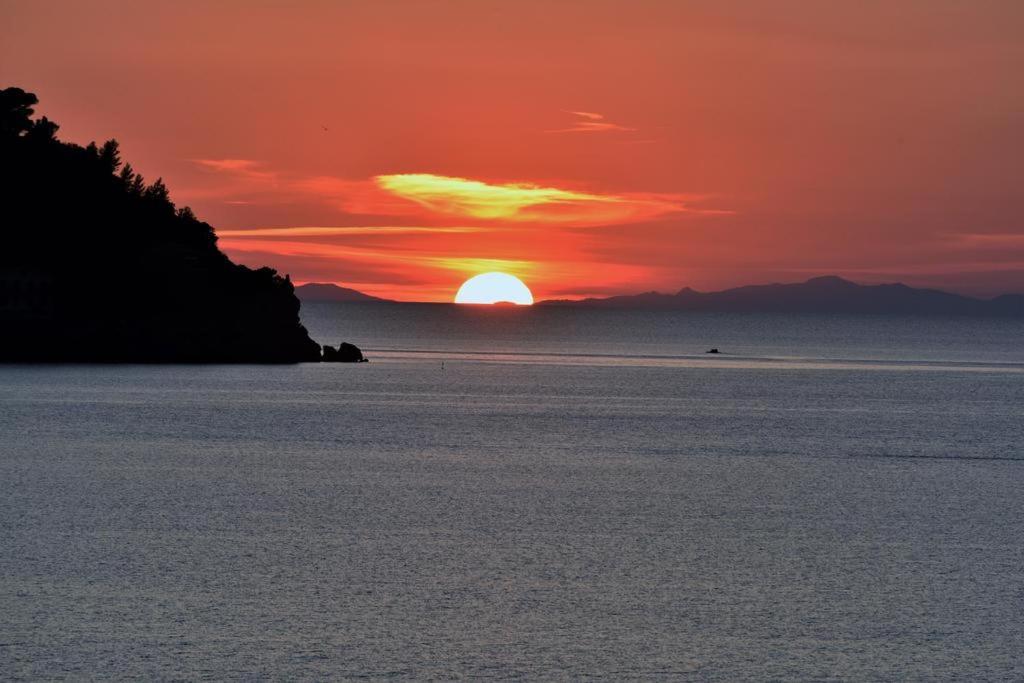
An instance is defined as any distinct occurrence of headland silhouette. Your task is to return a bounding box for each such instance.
[0,87,346,363]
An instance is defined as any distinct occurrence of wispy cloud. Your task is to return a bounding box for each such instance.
[546,110,636,134]
[189,161,714,227]
[180,159,281,201]
[192,159,277,184]
[217,226,485,238]
[292,176,424,216]
[375,173,693,226]
[426,256,538,278]
[216,231,658,302]
[217,238,538,292]
[192,162,731,301]
[949,232,1024,248]
[193,158,267,174]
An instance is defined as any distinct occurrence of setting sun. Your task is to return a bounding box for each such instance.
[454,272,534,305]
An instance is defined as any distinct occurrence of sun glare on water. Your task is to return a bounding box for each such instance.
[454,272,534,305]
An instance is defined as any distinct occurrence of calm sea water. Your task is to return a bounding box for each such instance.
[2,303,1023,679]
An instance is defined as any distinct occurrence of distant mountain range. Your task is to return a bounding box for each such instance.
[295,277,1024,315]
[539,276,1024,316]
[295,282,391,303]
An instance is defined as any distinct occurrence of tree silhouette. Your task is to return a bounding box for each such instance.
[0,87,37,137]
[98,139,121,173]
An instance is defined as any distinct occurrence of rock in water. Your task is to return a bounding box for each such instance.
[338,342,366,362]
[322,342,367,363]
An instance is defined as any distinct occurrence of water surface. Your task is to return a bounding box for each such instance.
[2,306,1023,679]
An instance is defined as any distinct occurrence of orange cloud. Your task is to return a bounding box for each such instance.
[374,173,690,225]
[188,160,711,226]
[193,159,269,174]
[949,233,1024,249]
[217,226,484,238]
[191,162,727,300]
[546,111,636,134]
[220,231,661,302]
[291,176,425,216]
[173,159,285,204]
[218,235,544,298]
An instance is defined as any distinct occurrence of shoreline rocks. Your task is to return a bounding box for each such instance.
[322,342,367,362]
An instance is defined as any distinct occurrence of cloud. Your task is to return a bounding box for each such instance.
[190,160,713,227]
[191,162,732,300]
[546,110,636,134]
[292,176,426,216]
[426,256,539,279]
[177,159,282,202]
[217,234,545,301]
[193,158,267,173]
[374,173,691,225]
[949,233,1024,249]
[218,230,664,302]
[216,226,484,237]
[191,159,277,184]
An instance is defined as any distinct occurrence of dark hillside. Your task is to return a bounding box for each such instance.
[0,87,321,362]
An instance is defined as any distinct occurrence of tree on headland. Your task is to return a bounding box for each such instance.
[98,139,121,174]
[0,86,322,362]
[0,87,39,137]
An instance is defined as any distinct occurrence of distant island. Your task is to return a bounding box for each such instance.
[540,276,1024,316]
[0,87,324,362]
[295,283,391,303]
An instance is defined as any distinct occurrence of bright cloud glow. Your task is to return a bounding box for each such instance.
[377,174,601,219]
[375,173,687,225]
[188,160,708,227]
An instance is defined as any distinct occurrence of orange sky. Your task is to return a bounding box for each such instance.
[3,0,1023,300]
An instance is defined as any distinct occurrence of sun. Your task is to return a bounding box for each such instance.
[454,272,534,305]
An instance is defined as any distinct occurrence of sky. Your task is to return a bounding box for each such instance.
[2,0,1023,301]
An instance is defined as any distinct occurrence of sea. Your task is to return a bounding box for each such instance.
[2,302,1023,680]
